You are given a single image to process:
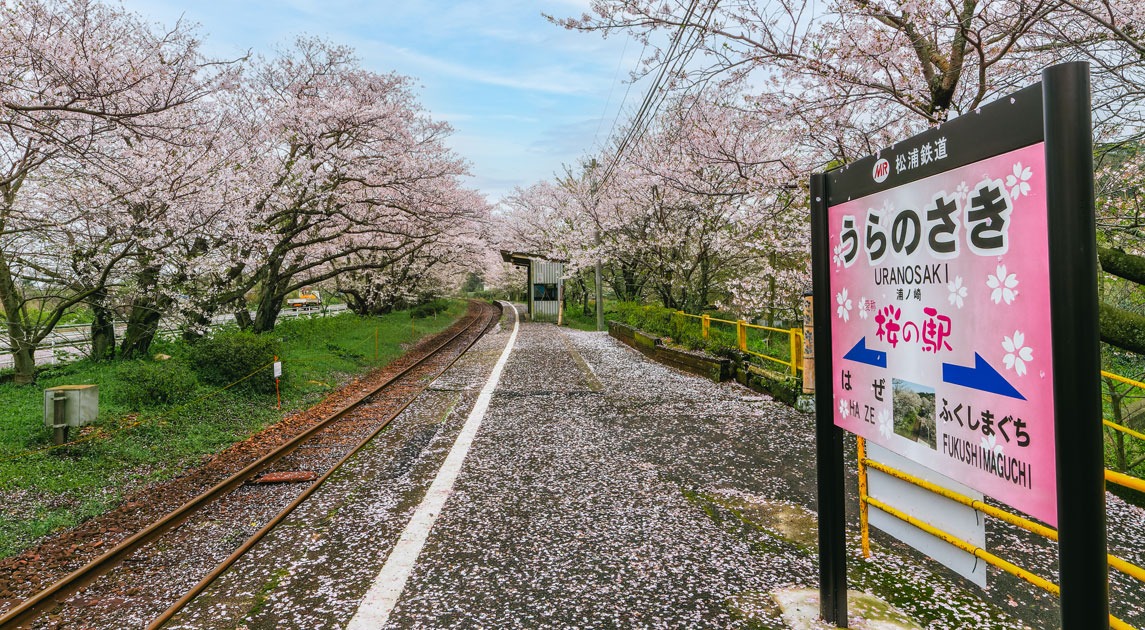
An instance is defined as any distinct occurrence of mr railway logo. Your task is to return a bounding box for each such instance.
[872,158,890,183]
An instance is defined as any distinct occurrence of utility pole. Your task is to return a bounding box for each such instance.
[595,254,604,331]
[588,158,605,332]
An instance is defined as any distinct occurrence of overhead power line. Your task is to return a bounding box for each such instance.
[593,32,634,152]
[595,0,717,190]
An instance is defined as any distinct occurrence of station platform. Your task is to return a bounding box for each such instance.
[166,304,1057,629]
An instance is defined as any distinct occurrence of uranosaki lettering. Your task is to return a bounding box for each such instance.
[873,263,949,286]
[835,177,1012,268]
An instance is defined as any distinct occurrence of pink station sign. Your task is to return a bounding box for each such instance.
[828,142,1057,526]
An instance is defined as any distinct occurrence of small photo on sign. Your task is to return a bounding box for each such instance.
[892,379,937,450]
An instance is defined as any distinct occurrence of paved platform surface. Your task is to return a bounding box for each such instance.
[168,304,1145,629]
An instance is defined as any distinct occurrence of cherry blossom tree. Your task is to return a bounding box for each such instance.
[0,0,218,382]
[334,185,490,315]
[68,95,258,359]
[497,92,810,320]
[543,92,803,312]
[613,92,808,317]
[0,2,495,383]
[498,168,610,313]
[213,37,482,333]
[554,0,1068,163]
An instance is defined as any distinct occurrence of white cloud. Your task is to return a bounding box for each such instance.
[360,42,601,95]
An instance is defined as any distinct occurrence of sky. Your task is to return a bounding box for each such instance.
[117,0,646,206]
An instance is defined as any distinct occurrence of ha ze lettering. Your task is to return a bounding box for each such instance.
[836,177,1011,268]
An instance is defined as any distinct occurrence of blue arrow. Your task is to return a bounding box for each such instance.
[842,337,886,368]
[942,353,1025,400]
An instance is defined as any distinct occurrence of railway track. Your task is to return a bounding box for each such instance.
[0,300,503,629]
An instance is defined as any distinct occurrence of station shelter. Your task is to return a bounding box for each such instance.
[500,251,565,322]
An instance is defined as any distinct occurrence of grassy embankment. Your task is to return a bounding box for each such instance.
[0,301,467,559]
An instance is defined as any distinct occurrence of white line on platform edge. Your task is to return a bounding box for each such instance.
[346,302,520,630]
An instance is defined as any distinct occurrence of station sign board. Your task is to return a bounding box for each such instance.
[811,61,1105,628]
[824,85,1056,525]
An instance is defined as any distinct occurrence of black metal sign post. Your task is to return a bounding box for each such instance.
[810,171,848,626]
[810,61,1106,628]
[1043,61,1108,628]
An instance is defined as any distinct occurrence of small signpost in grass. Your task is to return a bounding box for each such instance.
[273,357,282,409]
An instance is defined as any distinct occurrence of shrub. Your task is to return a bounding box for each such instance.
[188,329,281,394]
[411,299,451,319]
[466,290,498,300]
[325,341,364,361]
[610,302,728,354]
[113,360,199,409]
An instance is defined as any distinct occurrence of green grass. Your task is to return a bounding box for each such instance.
[247,567,289,618]
[0,301,468,559]
[561,301,612,331]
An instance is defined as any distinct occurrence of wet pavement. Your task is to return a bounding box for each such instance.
[166,304,1139,629]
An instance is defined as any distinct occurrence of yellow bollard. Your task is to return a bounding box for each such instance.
[802,293,815,394]
[789,328,801,376]
[702,314,710,339]
[736,320,747,351]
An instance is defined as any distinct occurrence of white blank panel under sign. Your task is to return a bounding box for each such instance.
[867,442,987,588]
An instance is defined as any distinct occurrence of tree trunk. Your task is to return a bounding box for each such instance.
[120,306,162,359]
[252,288,283,333]
[234,306,254,330]
[9,341,35,384]
[342,288,367,315]
[182,312,211,342]
[1108,377,1127,471]
[694,257,711,315]
[1099,302,1145,355]
[251,253,291,333]
[625,264,639,301]
[119,265,164,359]
[0,250,36,384]
[90,295,117,361]
[1095,248,1145,354]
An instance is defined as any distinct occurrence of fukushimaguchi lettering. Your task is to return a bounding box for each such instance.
[943,434,1032,489]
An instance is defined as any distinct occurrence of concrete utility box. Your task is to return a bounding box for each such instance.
[44,385,98,445]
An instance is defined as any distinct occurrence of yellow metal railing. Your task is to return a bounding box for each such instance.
[1104,371,1145,391]
[1101,370,1145,492]
[674,311,803,376]
[858,436,1139,629]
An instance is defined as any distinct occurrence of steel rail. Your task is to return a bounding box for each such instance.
[148,302,503,628]
[0,301,501,630]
